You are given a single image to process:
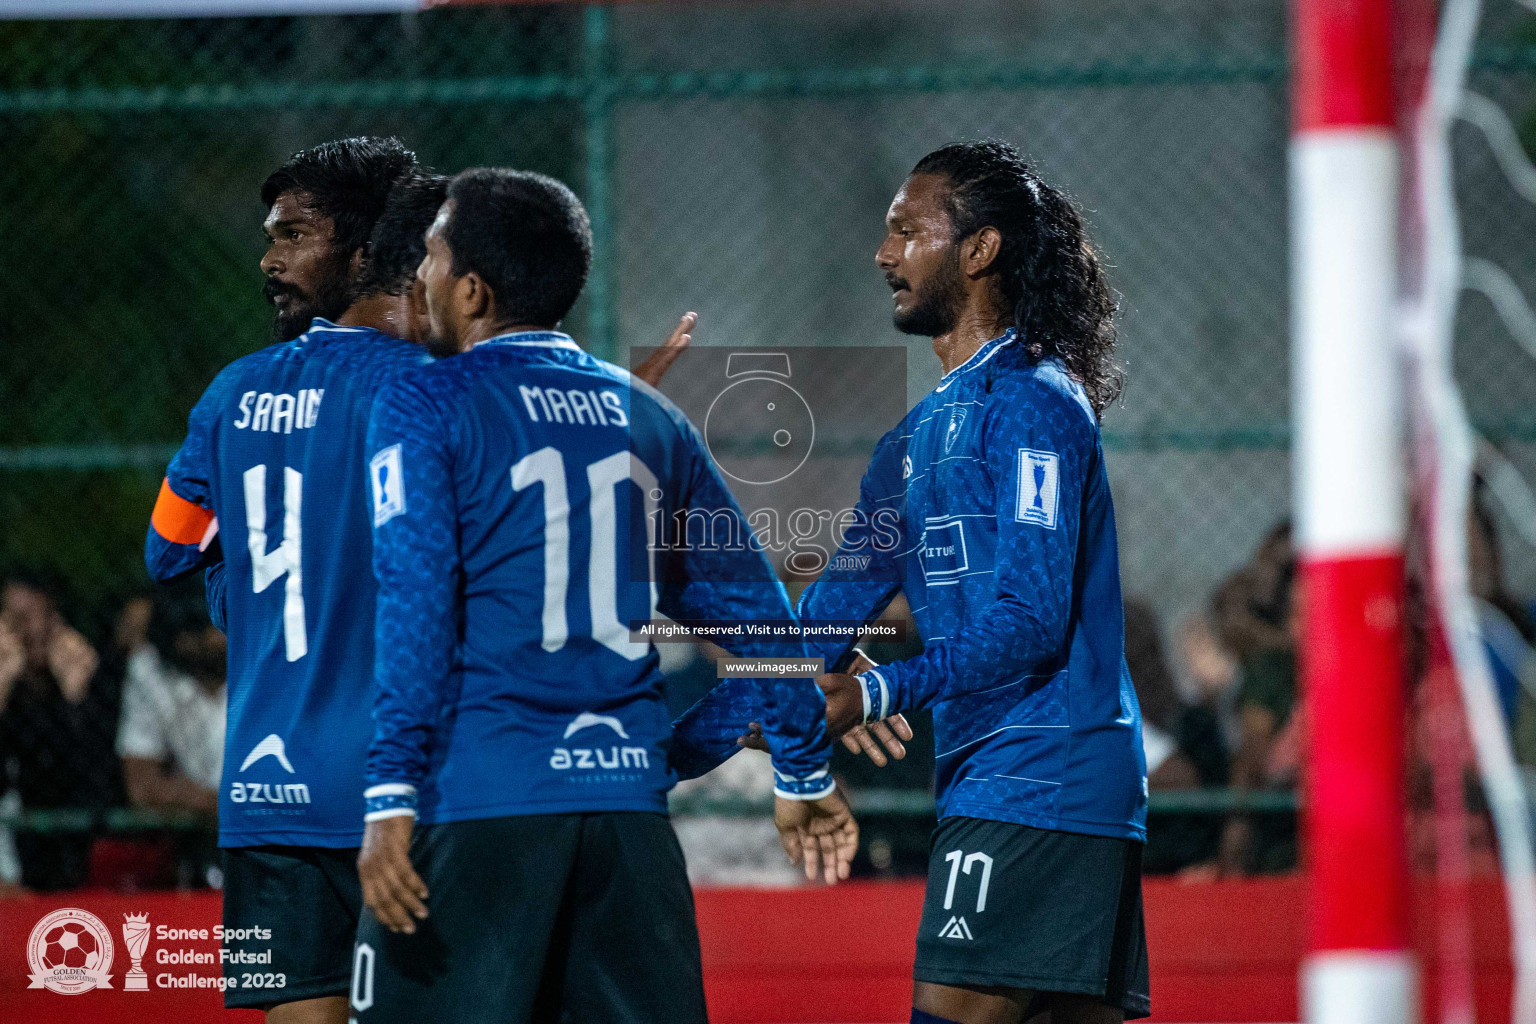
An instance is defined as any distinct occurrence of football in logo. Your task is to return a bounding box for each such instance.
[26,908,115,994]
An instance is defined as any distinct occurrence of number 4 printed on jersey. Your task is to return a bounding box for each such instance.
[244,464,306,662]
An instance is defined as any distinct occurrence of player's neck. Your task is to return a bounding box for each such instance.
[931,305,1014,375]
[337,293,413,339]
[459,320,561,351]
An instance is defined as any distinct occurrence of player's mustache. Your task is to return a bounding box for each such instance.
[263,278,304,306]
[885,273,909,292]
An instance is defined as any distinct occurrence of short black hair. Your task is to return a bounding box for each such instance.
[261,137,419,255]
[443,168,592,328]
[351,171,449,301]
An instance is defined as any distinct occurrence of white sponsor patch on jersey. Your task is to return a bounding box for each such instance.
[919,517,969,585]
[370,444,406,527]
[1015,448,1060,528]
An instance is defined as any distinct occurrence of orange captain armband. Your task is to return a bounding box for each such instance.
[151,478,217,547]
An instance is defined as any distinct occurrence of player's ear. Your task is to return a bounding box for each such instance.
[964,226,1003,278]
[348,247,365,280]
[458,272,491,321]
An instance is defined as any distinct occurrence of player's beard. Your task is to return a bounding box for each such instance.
[266,251,355,343]
[892,245,966,338]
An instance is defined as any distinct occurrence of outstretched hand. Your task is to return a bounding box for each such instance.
[736,715,911,766]
[816,672,867,740]
[633,312,695,388]
[837,651,911,765]
[358,816,429,935]
[774,789,858,885]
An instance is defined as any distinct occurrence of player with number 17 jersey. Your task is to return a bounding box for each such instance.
[146,322,431,848]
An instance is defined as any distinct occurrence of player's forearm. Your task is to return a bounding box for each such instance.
[761,677,835,799]
[366,584,457,804]
[669,679,765,779]
[859,595,1068,713]
[795,575,901,668]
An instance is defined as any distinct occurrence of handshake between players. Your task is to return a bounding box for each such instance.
[149,135,1148,1024]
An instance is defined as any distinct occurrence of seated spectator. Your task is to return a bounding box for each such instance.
[1214,527,1300,876]
[117,585,224,818]
[1125,599,1229,873]
[0,566,124,890]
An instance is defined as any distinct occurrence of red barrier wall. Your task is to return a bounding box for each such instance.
[0,878,1515,1023]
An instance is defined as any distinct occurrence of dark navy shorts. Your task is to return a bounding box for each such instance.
[914,816,1150,1020]
[349,811,707,1024]
[220,844,362,1009]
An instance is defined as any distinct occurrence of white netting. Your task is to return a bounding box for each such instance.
[1406,0,1536,1020]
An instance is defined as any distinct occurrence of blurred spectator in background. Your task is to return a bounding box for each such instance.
[1466,480,1536,741]
[1124,598,1228,873]
[1213,523,1300,876]
[117,584,224,818]
[1175,613,1241,751]
[0,566,124,890]
[113,591,154,662]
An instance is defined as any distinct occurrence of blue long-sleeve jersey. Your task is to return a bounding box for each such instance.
[146,321,432,847]
[798,330,1147,841]
[363,331,832,825]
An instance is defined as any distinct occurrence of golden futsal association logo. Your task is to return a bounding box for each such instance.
[25,908,115,995]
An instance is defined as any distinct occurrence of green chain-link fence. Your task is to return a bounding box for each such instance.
[2,0,1536,882]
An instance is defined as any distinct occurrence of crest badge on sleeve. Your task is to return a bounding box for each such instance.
[370,444,406,526]
[1015,449,1060,528]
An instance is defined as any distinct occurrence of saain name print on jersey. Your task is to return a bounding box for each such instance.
[147,320,432,848]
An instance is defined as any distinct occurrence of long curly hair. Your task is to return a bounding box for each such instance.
[911,140,1123,414]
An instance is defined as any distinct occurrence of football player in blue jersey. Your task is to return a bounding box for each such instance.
[353,168,852,1024]
[799,141,1149,1023]
[147,138,444,1024]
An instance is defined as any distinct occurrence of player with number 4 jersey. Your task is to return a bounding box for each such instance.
[146,141,435,1020]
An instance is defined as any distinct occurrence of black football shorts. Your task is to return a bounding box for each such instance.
[349,811,707,1024]
[914,816,1150,1019]
[221,844,363,1009]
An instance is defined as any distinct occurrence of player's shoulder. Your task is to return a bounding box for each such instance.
[378,350,474,412]
[304,322,432,379]
[621,363,695,437]
[193,341,292,409]
[986,348,1098,435]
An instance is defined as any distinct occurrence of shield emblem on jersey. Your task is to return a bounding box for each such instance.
[944,409,967,453]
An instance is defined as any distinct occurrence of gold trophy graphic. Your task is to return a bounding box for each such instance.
[121,913,151,991]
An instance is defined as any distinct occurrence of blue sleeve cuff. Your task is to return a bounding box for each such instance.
[364,783,418,821]
[773,765,836,801]
[859,668,890,724]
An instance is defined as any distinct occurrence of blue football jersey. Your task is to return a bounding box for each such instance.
[147,321,432,848]
[799,329,1148,841]
[362,331,833,826]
